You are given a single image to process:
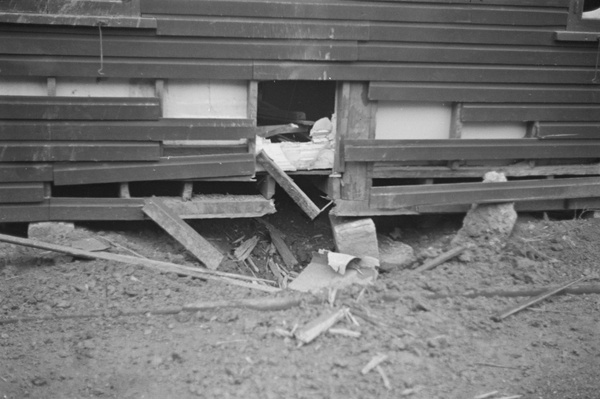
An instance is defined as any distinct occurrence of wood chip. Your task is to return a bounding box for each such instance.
[474,391,499,399]
[294,308,347,345]
[375,365,392,390]
[328,328,361,338]
[361,354,389,375]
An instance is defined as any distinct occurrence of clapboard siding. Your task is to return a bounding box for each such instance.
[369,82,600,103]
[0,32,358,61]
[141,1,567,27]
[0,55,254,79]
[0,96,161,120]
[0,119,258,141]
[0,0,140,16]
[53,154,255,185]
[253,62,596,84]
[157,17,369,40]
[0,142,160,162]
[462,104,600,122]
[0,183,45,204]
[0,164,53,182]
[344,139,600,162]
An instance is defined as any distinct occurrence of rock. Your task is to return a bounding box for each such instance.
[378,236,416,272]
[451,172,517,251]
[31,376,47,386]
[28,222,75,243]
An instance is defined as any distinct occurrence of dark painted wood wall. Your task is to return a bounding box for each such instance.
[2,0,600,218]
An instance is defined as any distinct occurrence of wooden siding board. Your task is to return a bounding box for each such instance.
[0,142,160,162]
[253,62,597,84]
[49,198,145,221]
[0,0,141,16]
[53,154,255,186]
[358,42,599,67]
[0,183,45,204]
[0,13,156,28]
[368,82,600,103]
[537,123,600,140]
[370,177,600,208]
[372,0,568,6]
[0,96,161,120]
[0,119,257,141]
[0,56,253,79]
[344,139,600,162]
[156,17,369,41]
[370,24,559,46]
[462,104,600,122]
[0,164,52,182]
[141,1,567,26]
[0,33,358,62]
[0,201,50,223]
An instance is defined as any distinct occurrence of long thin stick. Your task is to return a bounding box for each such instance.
[492,277,585,322]
[413,246,467,273]
[0,233,279,293]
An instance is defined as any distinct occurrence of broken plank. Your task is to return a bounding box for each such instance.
[142,197,224,270]
[53,154,255,186]
[491,277,586,322]
[256,150,321,219]
[257,219,298,269]
[413,246,468,273]
[0,232,279,293]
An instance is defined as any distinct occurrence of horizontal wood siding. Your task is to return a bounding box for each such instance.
[0,183,45,203]
[461,104,600,122]
[0,142,160,162]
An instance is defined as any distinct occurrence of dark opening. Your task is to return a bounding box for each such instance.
[584,0,600,12]
[257,81,336,126]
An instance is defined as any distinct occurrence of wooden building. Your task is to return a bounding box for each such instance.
[2,0,600,224]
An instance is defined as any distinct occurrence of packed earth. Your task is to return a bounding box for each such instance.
[1,194,599,399]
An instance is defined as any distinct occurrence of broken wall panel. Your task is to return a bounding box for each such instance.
[53,154,255,186]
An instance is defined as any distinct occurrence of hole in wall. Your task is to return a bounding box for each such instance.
[257,80,336,126]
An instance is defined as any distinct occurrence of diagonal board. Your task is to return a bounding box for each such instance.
[256,150,321,220]
[142,197,224,270]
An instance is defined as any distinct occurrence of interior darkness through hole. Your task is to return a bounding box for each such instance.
[257,80,336,125]
[584,0,600,11]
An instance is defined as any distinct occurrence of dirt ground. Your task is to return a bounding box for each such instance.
[1,194,599,399]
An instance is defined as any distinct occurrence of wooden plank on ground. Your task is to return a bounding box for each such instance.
[343,139,600,162]
[537,123,600,140]
[0,32,358,62]
[370,176,600,208]
[0,183,45,204]
[0,96,161,120]
[257,219,299,269]
[141,0,567,26]
[256,150,321,220]
[368,82,600,103]
[0,56,253,79]
[160,195,276,219]
[157,17,369,40]
[0,164,53,182]
[0,119,257,141]
[462,104,600,122]
[49,198,145,221]
[143,197,224,270]
[0,142,159,163]
[53,153,255,185]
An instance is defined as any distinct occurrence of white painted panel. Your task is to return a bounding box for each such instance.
[162,80,247,118]
[56,78,155,97]
[375,102,451,140]
[0,77,47,96]
[462,123,526,139]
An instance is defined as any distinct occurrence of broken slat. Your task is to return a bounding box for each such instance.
[256,150,321,219]
[142,197,224,270]
[257,219,298,269]
[413,246,468,273]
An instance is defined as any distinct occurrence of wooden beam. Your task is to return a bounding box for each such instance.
[344,139,600,162]
[160,195,276,219]
[0,96,161,120]
[53,154,255,186]
[0,142,160,162]
[0,164,52,182]
[256,150,321,220]
[49,198,145,221]
[0,119,257,141]
[370,176,600,208]
[143,197,224,270]
[0,183,45,204]
[537,123,600,140]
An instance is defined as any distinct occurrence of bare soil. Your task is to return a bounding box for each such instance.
[1,196,599,399]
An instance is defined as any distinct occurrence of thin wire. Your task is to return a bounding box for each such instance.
[593,36,600,83]
[97,22,105,75]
